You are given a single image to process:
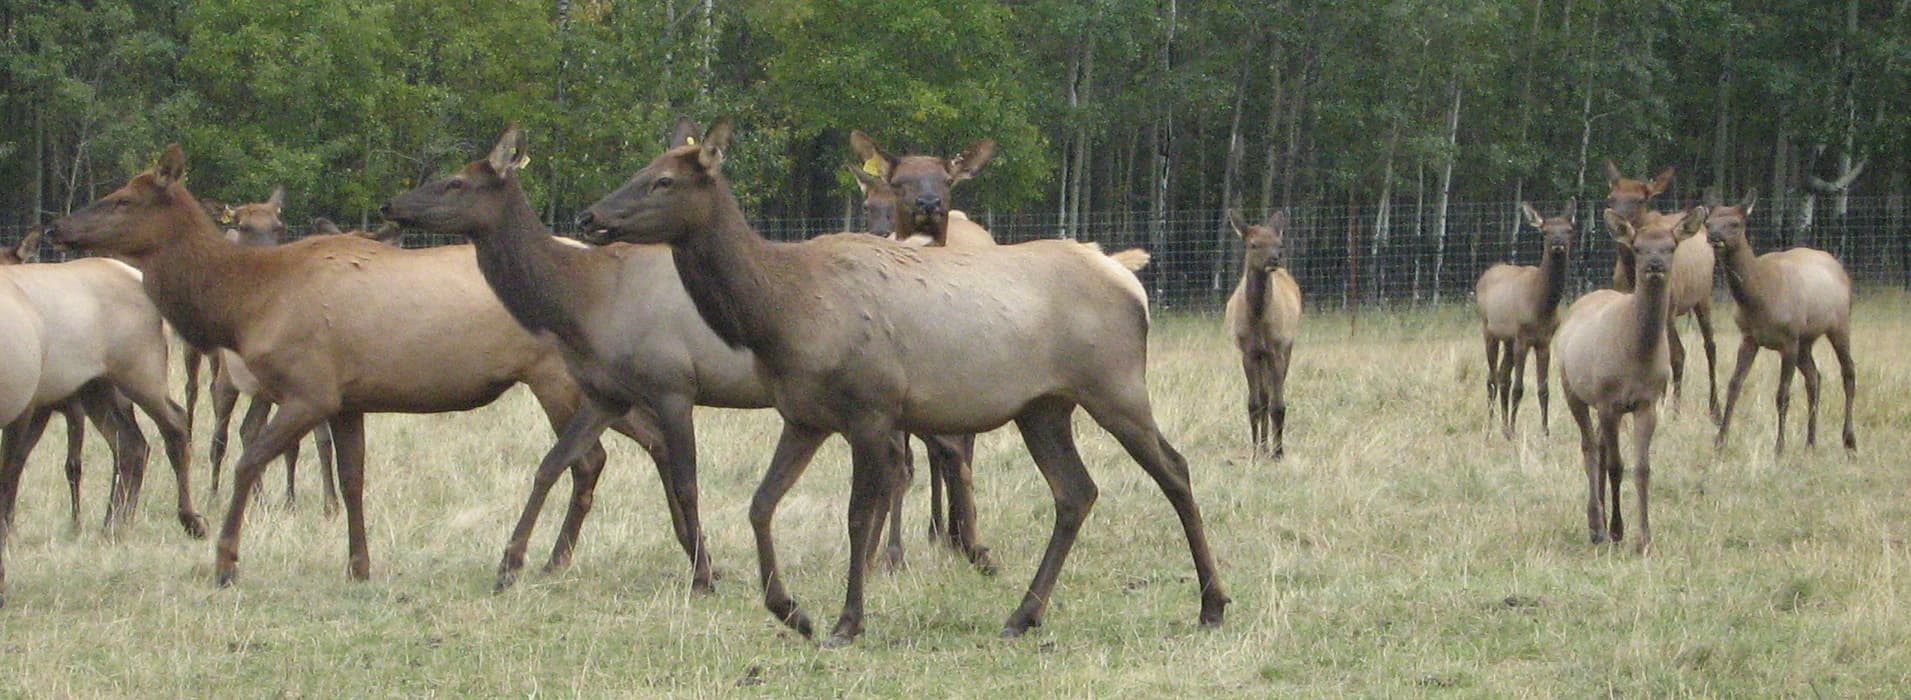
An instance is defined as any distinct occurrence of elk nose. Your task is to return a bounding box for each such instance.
[575,210,596,229]
[915,193,943,214]
[377,202,393,218]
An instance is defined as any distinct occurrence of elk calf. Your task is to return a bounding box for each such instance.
[1705,191,1856,454]
[1554,207,1706,553]
[1474,201,1575,438]
[1225,209,1302,456]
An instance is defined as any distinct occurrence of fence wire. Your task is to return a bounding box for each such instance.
[6,197,1906,312]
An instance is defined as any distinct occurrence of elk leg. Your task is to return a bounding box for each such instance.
[0,411,56,608]
[1495,340,1518,435]
[1507,339,1530,439]
[1694,303,1720,424]
[329,411,370,580]
[58,399,86,530]
[1631,405,1658,555]
[314,421,339,518]
[1269,342,1292,458]
[116,371,204,539]
[1666,316,1688,406]
[1716,338,1760,450]
[1828,328,1857,451]
[215,400,330,587]
[206,371,241,495]
[825,422,904,648]
[78,386,146,534]
[495,400,616,592]
[281,420,302,507]
[1566,395,1602,543]
[1601,410,1625,542]
[1773,344,1798,456]
[1081,393,1228,630]
[183,347,204,436]
[1482,331,1501,410]
[1241,351,1268,452]
[927,433,991,572]
[625,396,715,594]
[1797,337,1822,448]
[926,436,947,543]
[1533,344,1552,436]
[753,423,829,639]
[875,433,910,572]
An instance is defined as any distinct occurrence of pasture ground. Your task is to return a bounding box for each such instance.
[3,291,1908,696]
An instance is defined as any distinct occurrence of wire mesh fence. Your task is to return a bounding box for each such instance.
[6,196,1906,313]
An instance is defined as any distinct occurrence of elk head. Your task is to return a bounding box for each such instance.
[845,162,899,237]
[48,143,213,260]
[381,126,532,237]
[223,186,288,246]
[1606,206,1705,287]
[1605,160,1675,223]
[1703,189,1758,254]
[850,130,994,245]
[1229,209,1289,273]
[1520,199,1577,256]
[577,117,733,246]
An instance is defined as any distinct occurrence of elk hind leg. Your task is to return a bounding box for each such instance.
[1797,337,1823,448]
[1828,327,1857,450]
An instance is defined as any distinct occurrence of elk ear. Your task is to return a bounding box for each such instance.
[1648,167,1675,196]
[1520,202,1544,230]
[155,143,187,188]
[1675,206,1709,241]
[1605,159,1623,186]
[312,217,343,235]
[15,229,42,262]
[1561,198,1577,226]
[697,118,732,173]
[266,186,285,209]
[1603,208,1634,244]
[948,139,996,183]
[369,221,403,243]
[849,130,895,180]
[845,164,888,196]
[1738,188,1758,217]
[1227,209,1249,238]
[668,115,700,149]
[1266,209,1287,232]
[487,126,530,177]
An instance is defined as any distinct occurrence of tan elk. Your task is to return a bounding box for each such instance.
[1474,201,1575,438]
[579,118,1226,647]
[0,230,149,533]
[1704,191,1856,454]
[1606,162,1720,421]
[0,253,209,605]
[1554,206,1707,553]
[47,144,679,590]
[1225,209,1302,456]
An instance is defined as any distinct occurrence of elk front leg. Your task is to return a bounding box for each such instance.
[1715,338,1760,450]
[752,423,829,639]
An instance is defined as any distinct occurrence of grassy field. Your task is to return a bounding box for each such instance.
[2,290,1908,696]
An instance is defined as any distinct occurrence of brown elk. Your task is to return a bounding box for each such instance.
[1226,209,1302,456]
[1704,191,1856,454]
[579,118,1226,646]
[1554,207,1707,553]
[1474,201,1575,438]
[1606,162,1720,422]
[47,144,675,589]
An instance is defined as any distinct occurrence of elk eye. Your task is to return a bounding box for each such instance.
[654,176,674,190]
[447,179,467,191]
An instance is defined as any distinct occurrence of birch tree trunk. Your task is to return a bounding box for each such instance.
[1433,76,1462,303]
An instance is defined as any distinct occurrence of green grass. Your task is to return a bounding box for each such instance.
[4,290,1909,696]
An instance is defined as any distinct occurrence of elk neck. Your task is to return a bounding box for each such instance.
[467,185,602,345]
[1627,274,1672,363]
[1716,240,1770,320]
[1242,265,1274,329]
[1537,242,1569,317]
[140,204,267,353]
[669,183,786,353]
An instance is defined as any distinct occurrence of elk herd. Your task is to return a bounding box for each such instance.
[0,119,1864,647]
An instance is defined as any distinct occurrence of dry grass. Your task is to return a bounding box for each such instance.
[3,290,1908,696]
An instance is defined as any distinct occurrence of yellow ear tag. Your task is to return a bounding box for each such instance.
[862,156,884,177]
[685,136,697,146]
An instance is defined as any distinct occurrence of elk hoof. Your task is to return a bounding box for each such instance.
[179,512,208,540]
[1589,531,1609,545]
[969,548,997,577]
[1844,432,1858,451]
[215,569,238,588]
[1002,609,1041,637]
[493,570,519,594]
[1634,538,1653,556]
[1200,592,1231,628]
[690,576,716,596]
[1712,433,1728,451]
[820,632,858,649]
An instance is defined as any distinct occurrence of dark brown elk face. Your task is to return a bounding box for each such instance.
[223,186,288,246]
[578,118,734,246]
[0,229,42,265]
[1605,161,1674,223]
[1607,206,1705,286]
[1520,200,1577,256]
[382,127,529,238]
[47,143,213,259]
[1229,209,1288,273]
[1704,190,1758,253]
[846,163,899,236]
[850,130,993,243]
